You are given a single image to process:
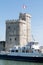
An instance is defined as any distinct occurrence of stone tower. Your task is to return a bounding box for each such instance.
[5,13,32,50]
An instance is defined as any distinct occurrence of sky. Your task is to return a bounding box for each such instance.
[0,0,43,46]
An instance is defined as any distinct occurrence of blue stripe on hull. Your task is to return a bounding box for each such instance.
[0,55,43,63]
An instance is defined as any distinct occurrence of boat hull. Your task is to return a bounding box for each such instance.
[0,54,43,63]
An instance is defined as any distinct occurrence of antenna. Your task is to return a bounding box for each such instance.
[32,34,35,41]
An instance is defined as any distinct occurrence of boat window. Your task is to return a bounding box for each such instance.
[32,51,33,53]
[32,48,34,49]
[22,50,25,53]
[15,50,18,52]
[38,49,41,53]
[11,50,14,52]
[26,50,29,53]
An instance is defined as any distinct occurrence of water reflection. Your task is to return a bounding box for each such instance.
[0,60,43,65]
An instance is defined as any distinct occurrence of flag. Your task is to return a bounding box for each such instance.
[22,5,27,9]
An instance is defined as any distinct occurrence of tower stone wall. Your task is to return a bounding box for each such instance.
[6,13,32,50]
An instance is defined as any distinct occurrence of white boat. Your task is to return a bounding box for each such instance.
[0,42,43,63]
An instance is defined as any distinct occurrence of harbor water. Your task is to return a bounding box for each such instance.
[0,60,43,65]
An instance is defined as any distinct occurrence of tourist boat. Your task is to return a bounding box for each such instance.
[0,42,43,63]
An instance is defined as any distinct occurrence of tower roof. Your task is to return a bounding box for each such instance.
[19,13,31,18]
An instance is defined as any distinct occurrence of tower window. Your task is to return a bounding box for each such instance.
[8,26,10,29]
[10,38,12,41]
[15,38,16,40]
[22,18,25,21]
[14,28,15,30]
